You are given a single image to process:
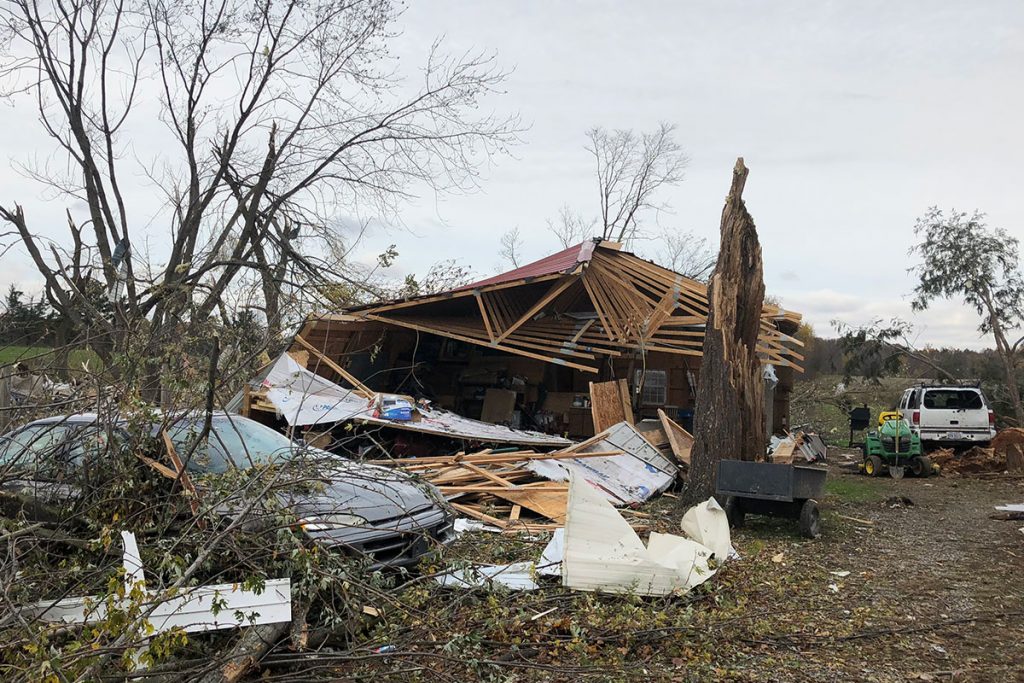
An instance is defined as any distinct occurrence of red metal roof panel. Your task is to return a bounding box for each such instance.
[455,240,595,291]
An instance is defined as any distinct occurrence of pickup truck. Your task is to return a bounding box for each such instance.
[897,384,996,447]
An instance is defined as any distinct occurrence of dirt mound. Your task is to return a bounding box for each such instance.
[929,447,956,468]
[928,446,1005,475]
[991,428,1024,454]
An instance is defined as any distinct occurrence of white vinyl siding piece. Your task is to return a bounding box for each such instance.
[561,474,721,596]
[28,531,292,636]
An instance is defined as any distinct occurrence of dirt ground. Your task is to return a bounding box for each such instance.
[317,458,1024,683]
[714,457,1024,682]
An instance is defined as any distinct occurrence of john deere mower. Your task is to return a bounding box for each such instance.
[861,411,934,479]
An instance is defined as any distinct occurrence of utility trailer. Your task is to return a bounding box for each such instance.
[715,460,827,539]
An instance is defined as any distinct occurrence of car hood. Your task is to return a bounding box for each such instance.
[278,459,439,523]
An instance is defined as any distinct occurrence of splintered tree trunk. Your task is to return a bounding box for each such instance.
[685,158,766,503]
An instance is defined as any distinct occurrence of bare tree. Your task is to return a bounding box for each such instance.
[547,204,596,248]
[0,0,519,394]
[647,227,716,281]
[585,123,687,245]
[498,227,524,268]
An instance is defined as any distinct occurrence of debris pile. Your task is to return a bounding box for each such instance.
[369,448,592,531]
[928,446,1004,474]
[372,421,680,530]
[436,474,734,597]
[769,430,827,464]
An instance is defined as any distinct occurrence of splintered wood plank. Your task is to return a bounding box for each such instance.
[450,503,508,528]
[657,408,694,467]
[162,430,204,523]
[589,379,634,432]
[461,462,517,488]
[487,489,568,524]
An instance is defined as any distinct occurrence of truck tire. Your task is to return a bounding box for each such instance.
[799,499,821,539]
[864,455,884,477]
[724,496,745,528]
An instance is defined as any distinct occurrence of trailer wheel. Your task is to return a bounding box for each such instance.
[864,455,884,477]
[799,499,821,539]
[724,496,745,528]
[910,456,931,478]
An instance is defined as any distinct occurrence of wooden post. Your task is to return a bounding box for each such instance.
[685,158,767,503]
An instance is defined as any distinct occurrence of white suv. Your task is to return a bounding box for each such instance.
[897,384,996,447]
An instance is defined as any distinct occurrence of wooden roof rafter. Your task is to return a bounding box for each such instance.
[346,240,806,373]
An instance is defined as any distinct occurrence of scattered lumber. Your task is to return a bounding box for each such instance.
[371,441,631,531]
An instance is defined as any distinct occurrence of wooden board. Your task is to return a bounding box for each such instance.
[657,408,694,466]
[486,489,568,524]
[770,436,797,464]
[589,379,634,432]
[480,388,517,424]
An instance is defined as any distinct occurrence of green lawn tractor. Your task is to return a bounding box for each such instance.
[861,411,935,479]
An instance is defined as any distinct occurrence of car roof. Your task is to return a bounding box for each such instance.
[21,411,240,429]
[28,413,102,425]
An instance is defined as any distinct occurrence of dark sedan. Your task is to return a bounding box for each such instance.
[0,412,454,568]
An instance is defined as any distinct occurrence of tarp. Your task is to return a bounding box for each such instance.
[256,354,571,447]
[524,422,677,504]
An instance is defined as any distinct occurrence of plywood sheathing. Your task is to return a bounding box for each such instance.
[589,379,635,433]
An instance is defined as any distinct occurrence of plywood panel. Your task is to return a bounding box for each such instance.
[589,379,634,432]
[480,388,517,424]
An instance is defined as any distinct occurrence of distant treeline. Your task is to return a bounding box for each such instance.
[0,286,57,347]
[802,335,1009,383]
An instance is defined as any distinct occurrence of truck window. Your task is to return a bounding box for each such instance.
[922,389,983,410]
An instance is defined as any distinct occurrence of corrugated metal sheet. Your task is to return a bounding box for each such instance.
[454,241,595,291]
[524,421,677,504]
[258,354,571,447]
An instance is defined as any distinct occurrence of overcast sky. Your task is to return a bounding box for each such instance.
[2,1,1022,349]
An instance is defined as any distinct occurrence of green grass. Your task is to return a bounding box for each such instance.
[0,345,103,372]
[0,345,51,365]
[825,476,882,503]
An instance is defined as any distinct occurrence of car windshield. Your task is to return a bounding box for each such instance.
[167,416,298,474]
[923,389,984,410]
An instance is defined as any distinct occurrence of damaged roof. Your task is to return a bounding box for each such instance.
[304,239,805,374]
[454,241,598,291]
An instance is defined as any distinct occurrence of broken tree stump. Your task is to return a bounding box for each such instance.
[1006,443,1024,473]
[685,158,767,503]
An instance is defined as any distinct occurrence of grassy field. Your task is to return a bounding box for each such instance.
[0,345,102,371]
[791,374,913,445]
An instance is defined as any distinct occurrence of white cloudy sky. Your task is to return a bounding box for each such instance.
[2,1,1022,349]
